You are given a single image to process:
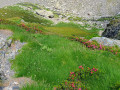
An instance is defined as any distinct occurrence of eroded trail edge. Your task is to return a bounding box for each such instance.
[0,30,33,90]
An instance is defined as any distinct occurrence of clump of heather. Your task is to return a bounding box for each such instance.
[70,36,120,55]
[0,18,43,34]
[18,23,43,33]
[55,66,101,90]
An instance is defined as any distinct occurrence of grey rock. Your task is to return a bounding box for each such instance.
[90,37,120,47]
[12,86,19,90]
[0,30,26,89]
[35,9,54,18]
[0,87,4,90]
[3,86,19,90]
[3,87,13,90]
[102,19,120,40]
[7,39,12,47]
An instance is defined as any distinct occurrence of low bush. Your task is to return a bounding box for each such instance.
[0,19,42,33]
[70,36,120,55]
[55,66,101,90]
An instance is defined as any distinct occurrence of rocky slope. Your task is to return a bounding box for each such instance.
[0,0,120,19]
[0,30,33,90]
[102,19,120,39]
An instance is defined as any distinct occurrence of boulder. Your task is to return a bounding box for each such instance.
[102,19,120,40]
[35,9,54,18]
[90,37,120,47]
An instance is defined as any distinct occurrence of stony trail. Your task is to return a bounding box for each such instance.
[0,30,33,90]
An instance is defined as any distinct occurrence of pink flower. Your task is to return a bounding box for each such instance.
[94,69,98,72]
[93,45,96,49]
[115,52,117,54]
[91,72,93,74]
[83,42,86,44]
[70,72,74,75]
[99,44,102,50]
[87,46,90,48]
[88,41,91,43]
[72,85,75,87]
[72,83,75,87]
[22,23,25,27]
[78,88,81,90]
[65,82,67,85]
[91,45,93,47]
[79,65,83,68]
[76,38,79,40]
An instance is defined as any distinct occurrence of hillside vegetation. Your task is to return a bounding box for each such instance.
[0,3,120,90]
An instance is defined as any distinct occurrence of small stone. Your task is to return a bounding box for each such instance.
[0,87,4,90]
[13,82,19,85]
[7,39,12,47]
[12,86,19,90]
[3,86,12,90]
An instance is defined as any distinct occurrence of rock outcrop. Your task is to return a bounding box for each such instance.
[90,37,120,47]
[0,30,32,90]
[102,19,120,39]
[35,9,54,18]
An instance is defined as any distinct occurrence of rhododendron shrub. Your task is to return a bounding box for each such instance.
[55,66,101,90]
[70,36,120,55]
[0,19,42,33]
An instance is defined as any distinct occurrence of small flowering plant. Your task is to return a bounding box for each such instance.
[18,23,43,33]
[68,66,100,81]
[55,66,101,90]
[56,80,86,90]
